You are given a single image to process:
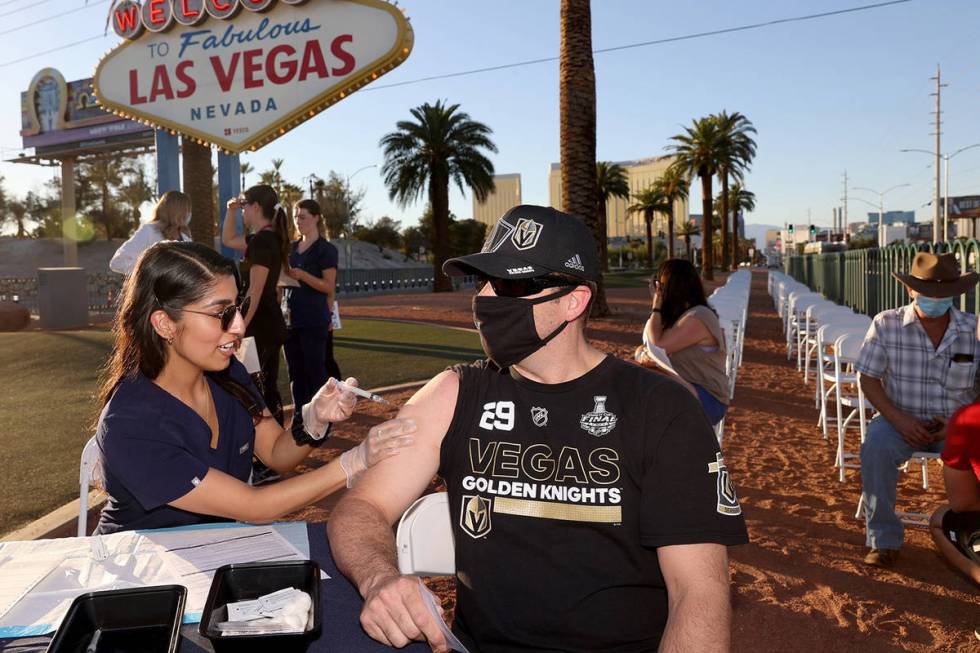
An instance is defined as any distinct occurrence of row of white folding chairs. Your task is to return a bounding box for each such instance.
[767,271,937,524]
[707,271,752,446]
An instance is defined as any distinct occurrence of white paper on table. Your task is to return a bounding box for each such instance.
[639,340,680,377]
[234,336,261,374]
[143,526,306,616]
[417,579,469,653]
[0,531,169,636]
[331,301,341,330]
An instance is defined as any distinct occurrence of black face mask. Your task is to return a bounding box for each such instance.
[472,285,577,369]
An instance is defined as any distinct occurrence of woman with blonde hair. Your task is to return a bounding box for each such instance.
[109,191,192,275]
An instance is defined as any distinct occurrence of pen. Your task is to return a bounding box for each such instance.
[335,380,397,408]
[86,628,101,653]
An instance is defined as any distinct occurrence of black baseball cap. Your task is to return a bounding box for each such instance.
[443,205,599,282]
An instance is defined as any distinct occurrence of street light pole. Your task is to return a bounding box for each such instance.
[901,143,980,241]
[343,164,377,287]
[853,184,911,247]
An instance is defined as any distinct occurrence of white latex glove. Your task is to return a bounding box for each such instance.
[300,377,358,441]
[340,417,417,487]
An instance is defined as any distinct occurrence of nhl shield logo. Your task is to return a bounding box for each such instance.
[531,406,548,427]
[460,495,492,538]
[580,395,618,437]
[511,218,543,250]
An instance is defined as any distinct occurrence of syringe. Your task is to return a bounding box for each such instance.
[335,379,398,408]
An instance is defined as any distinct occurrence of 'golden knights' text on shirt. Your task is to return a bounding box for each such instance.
[438,356,749,653]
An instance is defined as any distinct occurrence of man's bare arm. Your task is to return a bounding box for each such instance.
[327,370,459,650]
[657,543,732,653]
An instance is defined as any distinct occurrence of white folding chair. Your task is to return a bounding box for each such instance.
[803,305,859,385]
[396,493,455,576]
[78,435,102,537]
[830,333,877,483]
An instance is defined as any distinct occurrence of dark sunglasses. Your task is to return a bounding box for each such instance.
[181,296,251,331]
[476,275,575,298]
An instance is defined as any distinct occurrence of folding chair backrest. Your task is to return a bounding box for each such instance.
[396,492,455,576]
[78,435,102,537]
[835,332,866,364]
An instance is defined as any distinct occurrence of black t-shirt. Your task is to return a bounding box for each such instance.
[95,359,264,534]
[438,356,748,653]
[242,230,286,343]
[286,237,338,329]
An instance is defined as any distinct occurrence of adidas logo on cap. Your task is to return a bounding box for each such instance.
[564,254,585,272]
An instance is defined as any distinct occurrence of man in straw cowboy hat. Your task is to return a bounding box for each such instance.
[856,252,980,567]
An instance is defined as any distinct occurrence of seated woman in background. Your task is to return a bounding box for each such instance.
[109,190,193,276]
[94,241,415,534]
[642,258,730,425]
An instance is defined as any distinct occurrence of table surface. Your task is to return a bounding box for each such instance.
[0,523,429,653]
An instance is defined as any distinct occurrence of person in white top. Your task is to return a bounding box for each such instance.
[109,191,193,275]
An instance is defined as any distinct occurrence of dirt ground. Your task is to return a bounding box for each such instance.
[288,272,978,652]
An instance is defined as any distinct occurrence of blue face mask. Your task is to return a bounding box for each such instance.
[915,296,953,317]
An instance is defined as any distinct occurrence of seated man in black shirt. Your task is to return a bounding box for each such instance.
[328,205,748,652]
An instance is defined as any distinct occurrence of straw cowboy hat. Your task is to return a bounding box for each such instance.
[891,252,980,298]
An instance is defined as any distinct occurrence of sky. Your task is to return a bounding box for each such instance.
[2,0,980,232]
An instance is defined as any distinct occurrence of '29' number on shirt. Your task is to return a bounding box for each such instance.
[479,401,514,431]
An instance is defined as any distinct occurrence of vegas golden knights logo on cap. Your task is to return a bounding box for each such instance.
[511,218,543,250]
[461,495,492,538]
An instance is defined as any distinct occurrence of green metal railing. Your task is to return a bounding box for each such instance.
[785,240,980,317]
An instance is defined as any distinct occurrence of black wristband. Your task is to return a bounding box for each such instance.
[291,420,331,447]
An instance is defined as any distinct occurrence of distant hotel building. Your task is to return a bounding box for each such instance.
[473,173,522,226]
[867,210,914,225]
[547,156,689,242]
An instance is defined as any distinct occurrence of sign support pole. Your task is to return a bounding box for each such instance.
[60,157,77,267]
[155,130,181,195]
[218,151,242,261]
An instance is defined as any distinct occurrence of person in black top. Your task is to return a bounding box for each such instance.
[283,199,341,441]
[94,241,416,534]
[328,205,748,652]
[222,184,291,425]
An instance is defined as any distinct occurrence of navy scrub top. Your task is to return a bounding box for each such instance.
[95,358,264,534]
[286,237,338,329]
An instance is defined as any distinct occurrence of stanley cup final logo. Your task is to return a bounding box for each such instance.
[460,495,492,538]
[580,396,618,437]
[707,452,742,516]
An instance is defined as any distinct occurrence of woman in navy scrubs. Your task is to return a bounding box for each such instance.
[93,241,414,534]
[283,199,340,441]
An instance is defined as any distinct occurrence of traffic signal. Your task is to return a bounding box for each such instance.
[788,224,794,236]
[809,224,816,239]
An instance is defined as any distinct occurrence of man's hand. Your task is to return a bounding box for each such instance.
[929,415,948,442]
[360,574,449,652]
[889,410,933,447]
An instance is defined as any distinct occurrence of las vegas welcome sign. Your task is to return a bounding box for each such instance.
[94,0,414,153]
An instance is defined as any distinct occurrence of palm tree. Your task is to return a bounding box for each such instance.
[714,111,757,271]
[260,158,286,197]
[667,116,727,280]
[379,100,496,292]
[560,0,609,315]
[182,138,214,246]
[629,186,669,267]
[728,183,756,266]
[7,200,27,238]
[595,161,630,271]
[240,161,254,189]
[652,165,689,260]
[675,220,701,262]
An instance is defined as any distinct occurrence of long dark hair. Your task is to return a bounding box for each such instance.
[98,241,264,422]
[655,258,716,329]
[244,184,290,266]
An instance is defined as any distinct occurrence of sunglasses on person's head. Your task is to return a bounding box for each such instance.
[475,275,576,298]
[181,296,251,331]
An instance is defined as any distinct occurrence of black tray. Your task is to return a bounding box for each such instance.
[198,560,322,653]
[45,585,186,653]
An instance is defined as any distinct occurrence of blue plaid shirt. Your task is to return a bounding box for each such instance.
[856,304,979,422]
